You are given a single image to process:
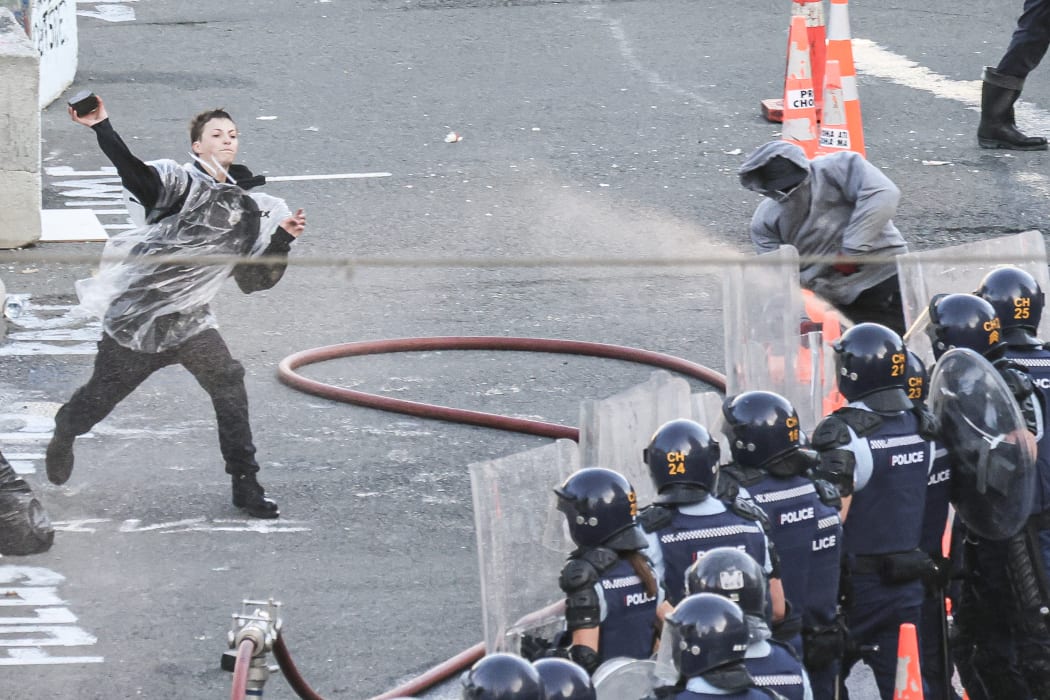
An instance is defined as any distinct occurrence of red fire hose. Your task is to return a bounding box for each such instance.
[230,638,255,700]
[275,336,727,699]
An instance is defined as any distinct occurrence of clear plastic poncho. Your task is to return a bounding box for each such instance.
[76,160,290,353]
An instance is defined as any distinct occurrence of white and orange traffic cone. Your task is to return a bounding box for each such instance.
[761,0,827,123]
[781,15,820,158]
[895,623,925,700]
[825,0,865,156]
[816,60,850,155]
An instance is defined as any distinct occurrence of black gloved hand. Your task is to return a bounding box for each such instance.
[519,634,551,661]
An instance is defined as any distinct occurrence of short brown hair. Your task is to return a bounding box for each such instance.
[189,109,235,144]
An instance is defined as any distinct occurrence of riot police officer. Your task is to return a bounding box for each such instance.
[660,593,786,699]
[937,287,1050,699]
[810,323,935,699]
[904,349,961,700]
[717,392,843,700]
[638,419,785,621]
[533,658,595,700]
[462,653,546,699]
[686,548,813,700]
[549,467,662,674]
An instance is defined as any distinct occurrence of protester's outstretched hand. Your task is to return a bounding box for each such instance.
[281,209,307,238]
[68,95,108,127]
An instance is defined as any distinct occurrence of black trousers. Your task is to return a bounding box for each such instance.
[998,0,1050,78]
[54,329,259,476]
[833,274,907,337]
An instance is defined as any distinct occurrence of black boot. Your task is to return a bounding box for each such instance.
[45,427,76,485]
[231,473,279,519]
[978,66,1048,150]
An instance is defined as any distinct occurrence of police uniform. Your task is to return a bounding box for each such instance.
[721,461,841,700]
[560,548,662,664]
[673,677,778,700]
[813,403,933,699]
[640,496,776,608]
[743,639,812,700]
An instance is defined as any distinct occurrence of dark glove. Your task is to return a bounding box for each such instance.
[832,262,860,276]
[519,634,552,661]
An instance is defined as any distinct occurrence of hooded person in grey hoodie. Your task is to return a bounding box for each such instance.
[738,141,910,336]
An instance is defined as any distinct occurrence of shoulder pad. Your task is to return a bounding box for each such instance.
[579,546,619,573]
[714,472,740,502]
[812,478,843,509]
[638,505,674,533]
[1001,365,1036,401]
[559,557,599,593]
[834,407,884,436]
[728,495,769,526]
[811,415,852,450]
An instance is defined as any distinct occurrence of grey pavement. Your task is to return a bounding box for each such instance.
[0,1,1042,698]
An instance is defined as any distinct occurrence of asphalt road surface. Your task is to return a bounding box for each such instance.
[2,0,1044,697]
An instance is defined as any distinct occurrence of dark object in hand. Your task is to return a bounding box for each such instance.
[69,90,99,117]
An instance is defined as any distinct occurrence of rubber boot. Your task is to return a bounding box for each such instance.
[978,66,1048,150]
[231,473,279,519]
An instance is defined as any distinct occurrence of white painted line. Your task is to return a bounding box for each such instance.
[0,589,63,607]
[0,650,104,665]
[40,210,108,243]
[267,172,392,182]
[44,167,117,177]
[0,625,97,647]
[63,202,126,208]
[1,609,78,625]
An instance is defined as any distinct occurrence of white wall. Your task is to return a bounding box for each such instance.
[30,0,76,108]
[0,8,41,248]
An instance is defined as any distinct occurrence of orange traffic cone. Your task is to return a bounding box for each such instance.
[816,60,851,155]
[762,0,828,123]
[895,623,924,699]
[781,15,820,158]
[825,0,866,156]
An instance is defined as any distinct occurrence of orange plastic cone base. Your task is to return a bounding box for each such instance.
[895,623,924,699]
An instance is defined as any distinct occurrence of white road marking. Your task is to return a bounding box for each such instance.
[0,566,103,665]
[52,518,311,534]
[267,172,392,181]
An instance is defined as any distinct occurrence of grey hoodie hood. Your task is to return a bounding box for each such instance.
[739,141,811,200]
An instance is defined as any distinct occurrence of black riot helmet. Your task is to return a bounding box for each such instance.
[977,266,1045,347]
[533,658,596,700]
[665,593,751,680]
[554,467,647,551]
[928,293,1005,361]
[684,547,767,618]
[832,323,912,411]
[904,350,928,404]
[643,419,721,505]
[462,653,545,700]
[721,391,802,472]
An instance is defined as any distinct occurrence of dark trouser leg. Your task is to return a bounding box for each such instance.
[55,334,167,436]
[834,275,906,336]
[997,0,1050,78]
[176,329,259,476]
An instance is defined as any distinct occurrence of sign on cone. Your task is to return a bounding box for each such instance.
[781,15,820,158]
[826,0,866,156]
[761,0,827,123]
[816,60,850,155]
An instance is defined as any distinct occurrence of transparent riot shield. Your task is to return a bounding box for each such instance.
[692,390,732,460]
[470,439,579,653]
[929,348,1037,540]
[592,658,657,700]
[723,246,845,433]
[897,230,1049,364]
[579,370,693,506]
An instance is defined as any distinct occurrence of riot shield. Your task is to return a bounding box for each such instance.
[929,348,1036,540]
[469,439,578,653]
[723,246,847,433]
[592,658,657,700]
[579,370,693,507]
[896,230,1050,364]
